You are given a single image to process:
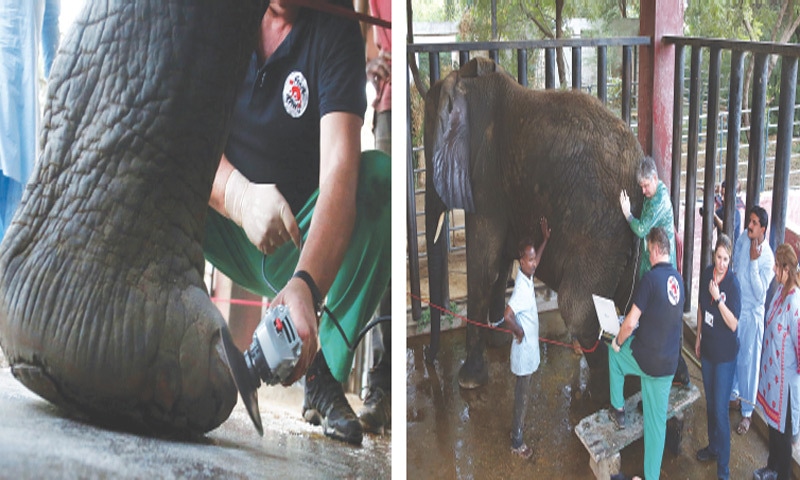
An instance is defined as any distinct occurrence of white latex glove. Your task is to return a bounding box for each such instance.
[619,190,632,220]
[224,169,302,255]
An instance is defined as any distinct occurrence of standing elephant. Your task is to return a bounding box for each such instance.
[424,57,646,395]
[0,0,264,434]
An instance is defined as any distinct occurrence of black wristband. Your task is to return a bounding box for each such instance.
[292,270,324,317]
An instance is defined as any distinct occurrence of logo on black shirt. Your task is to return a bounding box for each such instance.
[667,275,680,306]
[283,71,309,118]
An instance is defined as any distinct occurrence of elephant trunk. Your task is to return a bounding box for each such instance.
[0,0,264,434]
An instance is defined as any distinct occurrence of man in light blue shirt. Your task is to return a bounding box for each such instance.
[730,205,774,435]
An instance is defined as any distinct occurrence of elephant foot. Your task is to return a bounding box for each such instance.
[458,353,489,389]
[423,344,439,364]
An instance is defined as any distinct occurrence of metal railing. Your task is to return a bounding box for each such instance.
[665,36,800,311]
[408,35,800,323]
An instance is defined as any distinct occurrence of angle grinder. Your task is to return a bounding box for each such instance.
[219,304,303,436]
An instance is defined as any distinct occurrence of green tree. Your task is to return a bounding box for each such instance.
[685,0,800,130]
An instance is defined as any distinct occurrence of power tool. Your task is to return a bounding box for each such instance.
[220,305,302,436]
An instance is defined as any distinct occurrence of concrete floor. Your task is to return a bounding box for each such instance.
[0,350,391,479]
[407,310,773,479]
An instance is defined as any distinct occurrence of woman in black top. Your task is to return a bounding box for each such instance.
[694,234,742,480]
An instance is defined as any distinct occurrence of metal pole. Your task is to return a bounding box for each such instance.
[770,55,797,249]
[746,53,769,213]
[723,49,744,240]
[407,64,421,319]
[670,43,685,230]
[597,45,608,103]
[682,46,702,313]
[701,47,721,271]
[622,45,632,126]
[572,47,582,90]
[517,49,528,87]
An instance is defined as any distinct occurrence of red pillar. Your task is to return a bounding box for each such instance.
[638,0,683,185]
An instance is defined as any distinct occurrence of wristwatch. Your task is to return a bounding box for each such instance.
[292,270,324,318]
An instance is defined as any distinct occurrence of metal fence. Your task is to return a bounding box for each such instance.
[408,35,800,322]
[666,36,800,311]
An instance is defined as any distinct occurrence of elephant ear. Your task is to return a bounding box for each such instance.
[432,75,475,213]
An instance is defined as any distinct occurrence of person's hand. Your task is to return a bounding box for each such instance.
[540,217,551,240]
[272,276,320,385]
[750,237,762,260]
[513,326,524,343]
[619,190,631,219]
[694,332,701,358]
[366,50,391,92]
[709,279,720,303]
[224,169,302,255]
[611,336,621,353]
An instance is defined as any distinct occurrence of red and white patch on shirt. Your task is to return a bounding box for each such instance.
[283,71,309,118]
[667,275,681,306]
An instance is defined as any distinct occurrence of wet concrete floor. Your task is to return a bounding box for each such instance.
[407,310,771,479]
[0,351,390,479]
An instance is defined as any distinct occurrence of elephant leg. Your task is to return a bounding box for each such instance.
[487,262,513,348]
[557,279,610,404]
[458,214,508,389]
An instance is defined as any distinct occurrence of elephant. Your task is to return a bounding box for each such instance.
[424,57,646,395]
[0,0,265,434]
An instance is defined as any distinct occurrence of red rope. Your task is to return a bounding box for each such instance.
[409,292,600,353]
[210,297,270,307]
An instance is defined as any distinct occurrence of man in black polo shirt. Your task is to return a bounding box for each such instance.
[204,0,390,445]
[609,227,684,480]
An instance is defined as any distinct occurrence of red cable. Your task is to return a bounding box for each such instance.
[409,292,600,353]
[209,297,270,307]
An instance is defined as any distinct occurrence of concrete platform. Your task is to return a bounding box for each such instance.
[575,383,701,479]
[407,311,771,479]
[0,351,391,479]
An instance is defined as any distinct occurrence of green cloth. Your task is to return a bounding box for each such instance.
[629,180,677,279]
[609,337,674,480]
[202,150,391,382]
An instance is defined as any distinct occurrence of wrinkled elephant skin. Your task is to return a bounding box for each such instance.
[0,0,264,434]
[424,58,645,395]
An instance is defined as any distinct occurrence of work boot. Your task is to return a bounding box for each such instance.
[358,384,391,434]
[303,351,363,445]
[696,446,718,462]
[359,321,391,434]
